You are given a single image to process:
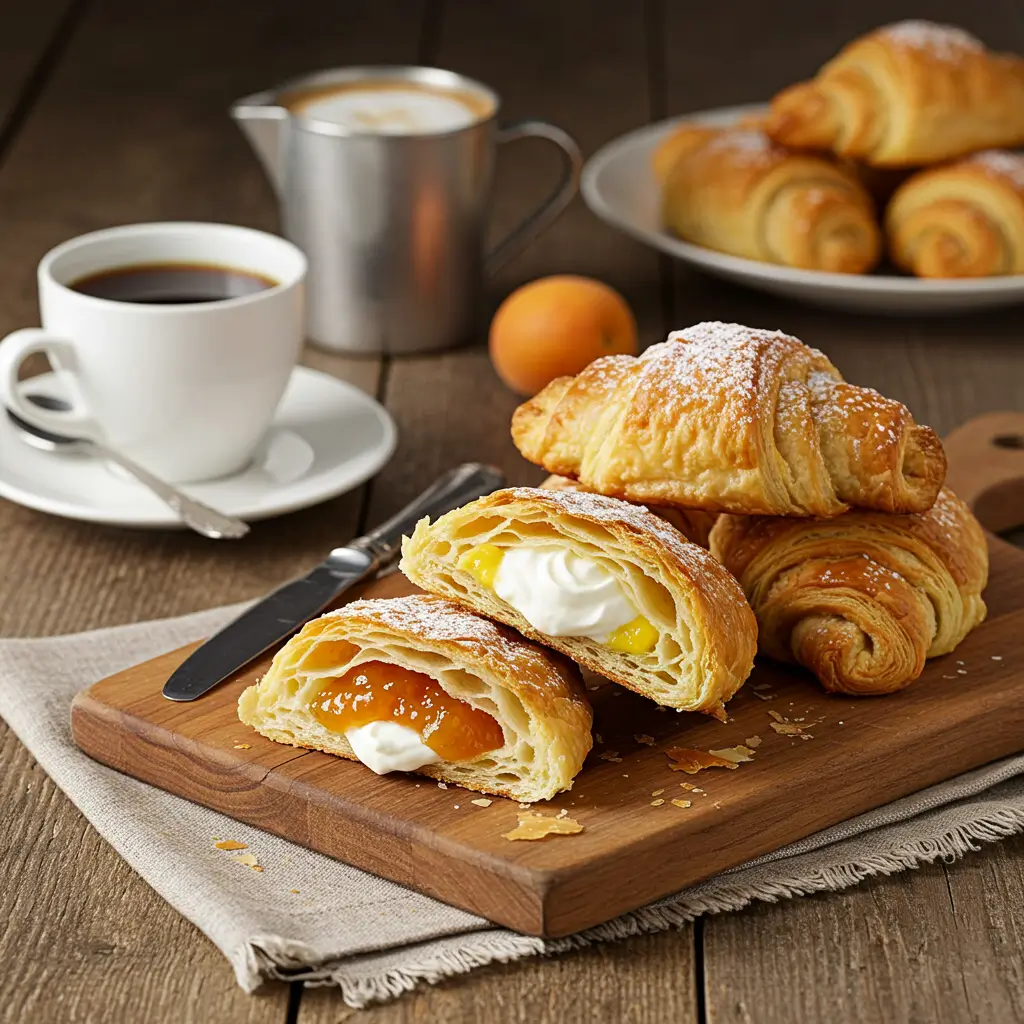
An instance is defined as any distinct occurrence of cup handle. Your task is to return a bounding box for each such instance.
[485,120,582,276]
[0,328,101,440]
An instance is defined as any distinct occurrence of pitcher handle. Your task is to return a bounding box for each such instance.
[485,121,582,276]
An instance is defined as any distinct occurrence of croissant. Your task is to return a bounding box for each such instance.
[512,321,946,518]
[709,488,989,695]
[766,20,1024,167]
[886,151,1024,277]
[238,595,592,802]
[651,123,722,184]
[661,127,881,273]
[539,474,717,548]
[400,487,757,715]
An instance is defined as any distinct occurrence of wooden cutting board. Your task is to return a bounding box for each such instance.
[71,531,1024,938]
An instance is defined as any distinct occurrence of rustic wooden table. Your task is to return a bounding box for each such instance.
[3,1,1024,1021]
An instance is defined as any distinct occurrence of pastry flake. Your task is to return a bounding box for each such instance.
[666,747,740,773]
[237,595,592,803]
[400,487,757,713]
[503,811,584,841]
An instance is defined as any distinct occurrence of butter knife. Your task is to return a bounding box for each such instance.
[162,463,505,701]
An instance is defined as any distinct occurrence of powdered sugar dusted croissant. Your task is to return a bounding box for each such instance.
[512,322,946,518]
[401,487,756,715]
[886,151,1024,277]
[709,489,988,695]
[661,127,880,273]
[238,595,592,802]
[766,21,1024,167]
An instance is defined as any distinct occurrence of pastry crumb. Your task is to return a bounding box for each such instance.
[556,808,568,819]
[992,655,1003,661]
[595,733,604,744]
[233,743,251,750]
[229,853,259,869]
[437,782,448,789]
[671,799,692,809]
[744,735,762,748]
[635,734,656,746]
[503,812,583,841]
[471,798,492,808]
[667,747,740,773]
[709,704,729,723]
[599,750,623,763]
[252,865,264,873]
[214,840,248,851]
[708,744,755,763]
[650,799,665,807]
[651,788,665,797]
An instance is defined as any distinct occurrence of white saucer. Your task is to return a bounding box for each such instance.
[582,103,1024,316]
[0,367,397,529]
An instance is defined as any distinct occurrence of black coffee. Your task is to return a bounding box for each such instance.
[69,262,277,304]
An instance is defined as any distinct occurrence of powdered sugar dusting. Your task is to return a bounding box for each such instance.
[967,150,1024,191]
[881,20,982,60]
[702,129,779,166]
[324,594,558,669]
[504,486,750,609]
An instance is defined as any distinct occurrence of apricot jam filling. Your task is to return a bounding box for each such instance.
[310,660,504,762]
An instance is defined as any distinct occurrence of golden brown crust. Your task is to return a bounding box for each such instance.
[539,474,717,548]
[709,488,989,695]
[237,594,593,802]
[661,126,881,273]
[886,151,1024,277]
[400,487,757,714]
[765,21,1024,167]
[512,322,946,518]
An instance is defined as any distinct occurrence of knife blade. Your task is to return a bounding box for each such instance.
[162,463,505,701]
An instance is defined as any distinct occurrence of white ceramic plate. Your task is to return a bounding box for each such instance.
[581,103,1024,315]
[0,367,397,529]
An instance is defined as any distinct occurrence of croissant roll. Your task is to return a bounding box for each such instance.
[661,128,880,274]
[709,489,989,695]
[886,151,1024,277]
[539,474,718,548]
[766,21,1024,167]
[512,321,946,518]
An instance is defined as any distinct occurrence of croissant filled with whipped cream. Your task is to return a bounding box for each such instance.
[400,487,757,716]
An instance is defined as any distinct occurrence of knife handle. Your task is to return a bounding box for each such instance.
[356,463,506,561]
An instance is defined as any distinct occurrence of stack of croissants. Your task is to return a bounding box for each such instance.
[237,320,989,803]
[657,20,1024,278]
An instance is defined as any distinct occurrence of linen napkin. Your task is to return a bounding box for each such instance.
[2,605,1024,1009]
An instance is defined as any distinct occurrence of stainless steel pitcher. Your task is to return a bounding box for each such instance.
[231,66,582,355]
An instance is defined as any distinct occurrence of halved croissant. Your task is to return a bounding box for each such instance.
[400,487,757,715]
[766,21,1024,167]
[709,488,988,695]
[512,322,946,518]
[661,127,880,273]
[886,151,1024,277]
[238,595,592,802]
[539,474,718,548]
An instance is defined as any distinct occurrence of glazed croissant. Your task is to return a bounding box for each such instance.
[661,127,881,274]
[886,151,1024,277]
[513,321,946,518]
[709,489,989,695]
[539,474,717,548]
[766,20,1024,167]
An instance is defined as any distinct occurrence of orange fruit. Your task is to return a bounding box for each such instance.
[489,275,638,396]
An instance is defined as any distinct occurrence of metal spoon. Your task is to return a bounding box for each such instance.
[7,394,250,539]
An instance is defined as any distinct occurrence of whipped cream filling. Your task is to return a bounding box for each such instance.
[493,545,638,641]
[345,720,442,775]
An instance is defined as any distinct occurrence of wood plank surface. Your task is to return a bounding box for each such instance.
[660,3,1024,1022]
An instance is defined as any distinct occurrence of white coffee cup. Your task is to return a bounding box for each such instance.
[0,222,306,482]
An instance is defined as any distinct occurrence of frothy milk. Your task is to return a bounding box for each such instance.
[286,81,493,134]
